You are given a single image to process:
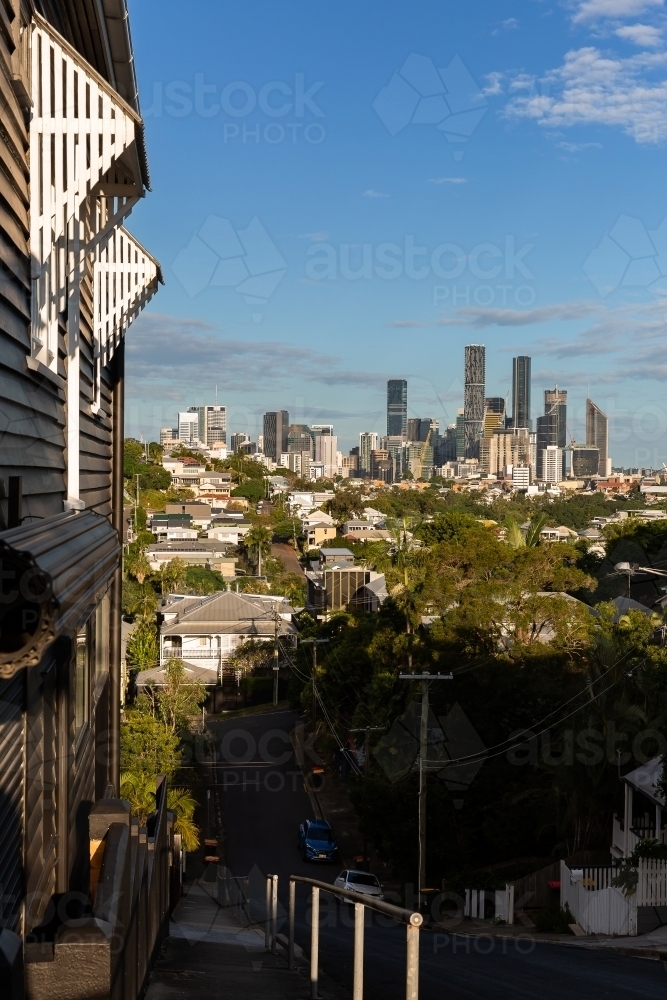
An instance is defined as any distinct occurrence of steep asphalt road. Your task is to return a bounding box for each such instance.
[210,709,665,1000]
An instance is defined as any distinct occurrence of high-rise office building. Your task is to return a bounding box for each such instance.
[312,425,338,478]
[571,445,600,478]
[512,357,531,429]
[263,410,289,463]
[464,345,485,459]
[483,397,505,438]
[178,411,200,444]
[189,405,227,446]
[455,409,465,459]
[370,449,392,483]
[544,387,567,448]
[287,424,314,455]
[387,379,408,438]
[544,445,563,484]
[407,417,437,443]
[231,432,250,453]
[537,387,567,477]
[586,399,610,477]
[359,431,379,477]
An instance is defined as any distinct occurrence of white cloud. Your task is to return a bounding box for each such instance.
[126,313,388,394]
[363,189,389,198]
[571,0,664,24]
[505,46,667,144]
[436,302,601,327]
[428,177,468,184]
[557,139,604,150]
[482,71,504,96]
[615,22,663,45]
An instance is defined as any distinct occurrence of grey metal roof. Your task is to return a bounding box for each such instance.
[137,662,218,687]
[161,590,296,634]
[622,756,665,807]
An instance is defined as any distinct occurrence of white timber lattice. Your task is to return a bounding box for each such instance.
[28,14,158,504]
[92,227,159,410]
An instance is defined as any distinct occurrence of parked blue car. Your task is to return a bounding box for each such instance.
[297,819,338,862]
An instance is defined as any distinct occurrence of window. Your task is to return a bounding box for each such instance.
[198,637,207,646]
[75,619,91,739]
[94,594,110,686]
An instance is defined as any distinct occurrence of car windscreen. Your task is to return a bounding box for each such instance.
[308,829,333,843]
[348,873,380,886]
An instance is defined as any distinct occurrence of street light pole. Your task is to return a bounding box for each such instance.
[301,638,329,730]
[399,672,453,911]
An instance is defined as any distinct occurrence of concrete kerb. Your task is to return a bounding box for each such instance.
[427,920,667,961]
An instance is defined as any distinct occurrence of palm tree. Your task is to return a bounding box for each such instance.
[125,548,152,584]
[245,525,272,577]
[167,787,200,851]
[160,557,187,596]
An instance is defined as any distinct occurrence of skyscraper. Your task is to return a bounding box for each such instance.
[483,397,505,438]
[544,387,567,450]
[263,410,289,463]
[287,424,314,455]
[464,345,485,459]
[359,431,379,477]
[189,405,227,446]
[387,379,408,438]
[512,357,531,429]
[586,399,609,477]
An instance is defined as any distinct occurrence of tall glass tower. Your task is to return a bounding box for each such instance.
[387,379,408,438]
[464,345,485,459]
[512,356,531,429]
[586,399,609,477]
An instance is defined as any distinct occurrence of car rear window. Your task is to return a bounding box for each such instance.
[348,872,380,886]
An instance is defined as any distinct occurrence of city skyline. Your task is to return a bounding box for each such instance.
[165,347,623,480]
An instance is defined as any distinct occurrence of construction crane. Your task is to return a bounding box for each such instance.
[413,426,433,481]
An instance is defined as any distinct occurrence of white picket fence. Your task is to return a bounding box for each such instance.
[560,861,635,936]
[464,885,514,924]
[636,859,667,906]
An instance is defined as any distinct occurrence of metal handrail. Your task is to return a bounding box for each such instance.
[287,874,422,1000]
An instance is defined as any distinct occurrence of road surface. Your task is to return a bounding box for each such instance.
[209,709,665,1000]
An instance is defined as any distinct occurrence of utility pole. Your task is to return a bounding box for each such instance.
[350,725,384,870]
[273,609,280,707]
[135,473,140,538]
[399,671,453,910]
[301,638,329,730]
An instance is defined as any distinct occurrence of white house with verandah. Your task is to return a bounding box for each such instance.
[139,591,298,687]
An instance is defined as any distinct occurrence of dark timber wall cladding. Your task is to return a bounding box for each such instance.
[0,0,66,523]
[0,671,25,932]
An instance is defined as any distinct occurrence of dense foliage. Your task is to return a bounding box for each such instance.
[288,510,667,887]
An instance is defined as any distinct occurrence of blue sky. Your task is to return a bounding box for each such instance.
[125,0,667,467]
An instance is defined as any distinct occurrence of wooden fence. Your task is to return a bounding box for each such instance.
[560,861,636,936]
[636,859,667,907]
[25,776,180,1000]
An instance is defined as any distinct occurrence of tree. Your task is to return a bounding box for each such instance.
[167,787,200,851]
[120,710,182,779]
[125,548,152,585]
[126,617,159,671]
[160,557,187,596]
[156,659,207,734]
[245,525,272,577]
[227,638,274,674]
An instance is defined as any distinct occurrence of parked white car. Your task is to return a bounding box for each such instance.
[333,870,383,902]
